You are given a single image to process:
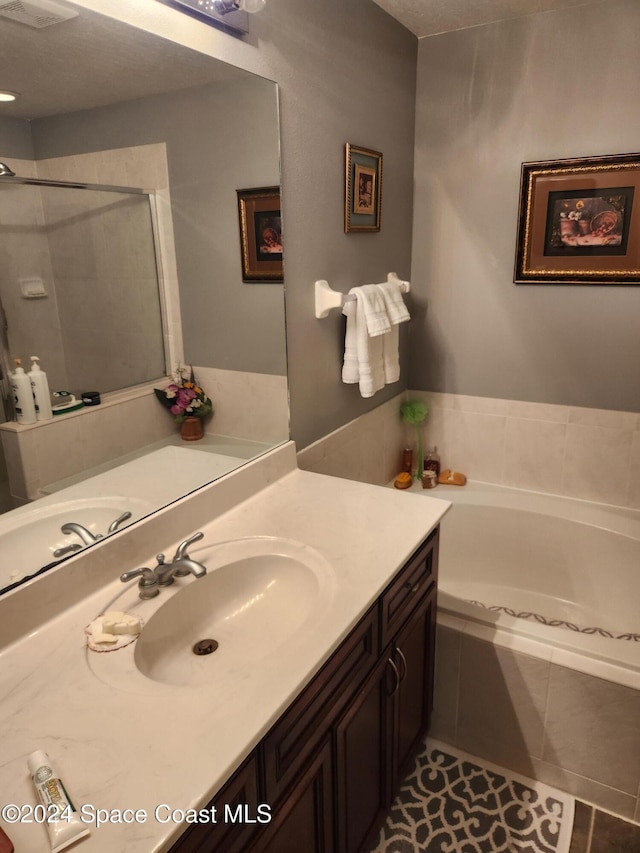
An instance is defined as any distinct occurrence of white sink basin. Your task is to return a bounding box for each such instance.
[0,497,150,592]
[89,537,337,691]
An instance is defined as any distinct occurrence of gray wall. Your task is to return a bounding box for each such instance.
[0,117,33,159]
[410,0,640,413]
[74,0,418,449]
[30,77,285,376]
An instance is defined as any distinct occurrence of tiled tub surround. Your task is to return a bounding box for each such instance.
[426,482,640,824]
[0,442,450,852]
[0,368,287,504]
[300,407,640,823]
[298,390,640,511]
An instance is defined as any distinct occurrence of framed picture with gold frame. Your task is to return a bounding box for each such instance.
[514,153,640,285]
[236,186,283,282]
[345,143,382,232]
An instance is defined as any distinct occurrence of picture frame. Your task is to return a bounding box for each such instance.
[345,143,382,232]
[236,186,283,282]
[514,153,640,285]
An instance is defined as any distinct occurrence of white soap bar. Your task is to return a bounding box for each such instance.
[102,612,142,636]
[93,632,119,645]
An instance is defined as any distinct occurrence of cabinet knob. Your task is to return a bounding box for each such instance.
[405,579,422,593]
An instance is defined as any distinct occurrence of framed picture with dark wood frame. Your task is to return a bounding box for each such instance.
[514,153,640,285]
[236,186,283,282]
[345,143,382,232]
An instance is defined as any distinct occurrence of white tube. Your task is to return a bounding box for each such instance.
[27,751,90,853]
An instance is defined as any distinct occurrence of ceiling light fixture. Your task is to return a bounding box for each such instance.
[0,91,18,102]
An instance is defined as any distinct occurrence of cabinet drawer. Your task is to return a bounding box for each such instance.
[263,605,379,805]
[380,527,438,648]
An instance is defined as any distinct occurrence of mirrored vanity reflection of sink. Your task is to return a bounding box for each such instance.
[88,537,338,692]
[0,496,150,590]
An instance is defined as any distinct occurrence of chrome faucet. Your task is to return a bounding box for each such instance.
[120,532,207,598]
[154,532,206,585]
[56,511,133,558]
[60,522,102,546]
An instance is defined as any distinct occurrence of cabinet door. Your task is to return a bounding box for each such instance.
[250,739,334,853]
[392,586,436,790]
[168,754,259,853]
[335,653,396,853]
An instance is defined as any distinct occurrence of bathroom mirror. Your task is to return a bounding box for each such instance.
[0,5,288,594]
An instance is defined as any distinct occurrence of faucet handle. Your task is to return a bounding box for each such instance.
[173,532,204,561]
[120,567,159,599]
[108,511,132,534]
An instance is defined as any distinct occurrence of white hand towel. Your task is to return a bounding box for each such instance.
[359,283,391,337]
[342,289,385,397]
[382,326,400,384]
[376,280,409,384]
[341,298,359,384]
[377,279,410,325]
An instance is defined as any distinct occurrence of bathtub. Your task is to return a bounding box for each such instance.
[419,480,640,820]
[433,481,640,689]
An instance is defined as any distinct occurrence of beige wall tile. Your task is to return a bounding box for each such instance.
[503,418,567,493]
[562,424,633,506]
[34,417,84,488]
[627,431,640,510]
[506,400,570,423]
[568,407,639,431]
[430,625,460,744]
[543,665,640,795]
[456,635,550,767]
[530,757,638,820]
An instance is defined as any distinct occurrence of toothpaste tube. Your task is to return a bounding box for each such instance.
[27,751,89,853]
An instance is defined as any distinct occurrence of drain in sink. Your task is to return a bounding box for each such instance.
[193,639,219,655]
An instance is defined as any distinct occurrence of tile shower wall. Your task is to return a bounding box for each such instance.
[0,157,68,388]
[36,143,184,379]
[298,389,640,510]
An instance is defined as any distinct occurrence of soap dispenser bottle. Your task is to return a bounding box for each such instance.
[29,356,53,421]
[11,358,37,424]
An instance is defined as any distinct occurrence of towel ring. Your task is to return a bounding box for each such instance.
[314,272,410,319]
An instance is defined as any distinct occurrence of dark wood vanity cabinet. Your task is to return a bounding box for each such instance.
[169,527,439,853]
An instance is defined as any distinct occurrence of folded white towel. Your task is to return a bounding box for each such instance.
[359,283,391,337]
[377,279,410,325]
[382,325,400,384]
[341,298,359,384]
[342,289,385,397]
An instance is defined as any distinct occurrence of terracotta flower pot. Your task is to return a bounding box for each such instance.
[180,416,204,441]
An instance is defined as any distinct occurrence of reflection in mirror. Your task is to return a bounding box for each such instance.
[0,6,289,594]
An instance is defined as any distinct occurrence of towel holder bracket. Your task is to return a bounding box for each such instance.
[314,273,409,319]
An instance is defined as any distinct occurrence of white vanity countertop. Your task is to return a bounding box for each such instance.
[0,468,450,853]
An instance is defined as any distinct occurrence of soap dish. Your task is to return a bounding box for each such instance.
[85,611,143,653]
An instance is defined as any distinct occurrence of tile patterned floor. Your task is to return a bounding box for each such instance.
[370,739,574,853]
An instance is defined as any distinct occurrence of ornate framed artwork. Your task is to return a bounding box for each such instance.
[236,186,283,282]
[345,143,382,232]
[514,153,640,284]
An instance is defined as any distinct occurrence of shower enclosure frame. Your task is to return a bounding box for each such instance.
[0,173,178,420]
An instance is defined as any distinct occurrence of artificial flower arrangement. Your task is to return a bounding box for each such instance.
[400,399,429,479]
[154,365,213,423]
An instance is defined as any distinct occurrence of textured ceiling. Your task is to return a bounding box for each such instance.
[0,6,251,120]
[371,0,609,37]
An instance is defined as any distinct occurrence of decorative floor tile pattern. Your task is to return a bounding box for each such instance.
[370,739,575,853]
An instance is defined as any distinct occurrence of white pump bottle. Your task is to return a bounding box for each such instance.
[29,356,53,421]
[11,358,37,424]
